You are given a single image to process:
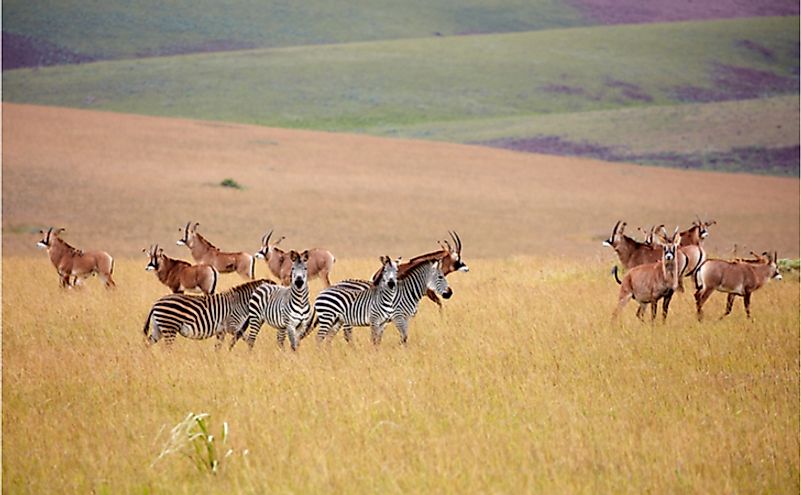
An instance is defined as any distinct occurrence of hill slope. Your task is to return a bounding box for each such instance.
[3,103,798,259]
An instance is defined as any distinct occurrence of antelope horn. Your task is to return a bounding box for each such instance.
[443,239,453,253]
[263,229,273,245]
[610,220,621,240]
[449,230,462,254]
[775,251,778,263]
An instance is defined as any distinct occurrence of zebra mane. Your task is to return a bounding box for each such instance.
[370,250,444,283]
[223,278,274,295]
[397,258,437,281]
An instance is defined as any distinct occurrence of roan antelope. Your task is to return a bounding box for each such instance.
[612,228,682,322]
[177,222,254,280]
[255,229,336,287]
[694,251,782,321]
[603,221,689,292]
[36,227,116,289]
[144,244,218,295]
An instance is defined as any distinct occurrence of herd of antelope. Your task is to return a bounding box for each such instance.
[603,217,782,322]
[37,224,469,348]
[36,215,785,347]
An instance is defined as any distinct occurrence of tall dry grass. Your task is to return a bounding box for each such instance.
[3,257,798,493]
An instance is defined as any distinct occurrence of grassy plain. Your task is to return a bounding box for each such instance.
[3,256,798,493]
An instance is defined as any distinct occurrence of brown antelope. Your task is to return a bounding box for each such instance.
[694,251,782,320]
[612,228,682,322]
[603,221,689,292]
[255,229,336,287]
[36,227,116,289]
[177,222,254,280]
[144,244,218,295]
[676,216,715,277]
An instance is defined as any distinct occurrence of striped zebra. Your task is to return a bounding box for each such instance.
[338,259,451,344]
[231,250,313,351]
[143,279,273,348]
[314,256,400,345]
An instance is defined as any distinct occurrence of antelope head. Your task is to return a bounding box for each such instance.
[439,230,469,273]
[602,221,626,248]
[177,222,199,247]
[37,227,65,249]
[656,226,681,263]
[143,244,164,271]
[694,215,716,239]
[255,229,286,261]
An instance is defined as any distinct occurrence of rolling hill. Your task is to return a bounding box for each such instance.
[4,17,797,175]
[3,103,798,260]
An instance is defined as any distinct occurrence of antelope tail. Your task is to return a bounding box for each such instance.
[612,265,622,285]
[694,262,705,291]
[210,268,218,295]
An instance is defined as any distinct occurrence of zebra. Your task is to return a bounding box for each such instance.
[314,256,400,345]
[336,259,452,345]
[231,250,313,351]
[142,279,273,348]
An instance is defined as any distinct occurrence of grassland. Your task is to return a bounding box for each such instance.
[4,104,799,259]
[3,256,798,493]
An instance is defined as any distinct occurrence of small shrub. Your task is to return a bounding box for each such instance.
[778,258,800,272]
[220,178,243,190]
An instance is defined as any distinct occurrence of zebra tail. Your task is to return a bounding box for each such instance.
[143,308,154,337]
[612,265,622,285]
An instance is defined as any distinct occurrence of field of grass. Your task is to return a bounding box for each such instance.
[3,0,585,61]
[3,256,798,493]
[4,104,799,259]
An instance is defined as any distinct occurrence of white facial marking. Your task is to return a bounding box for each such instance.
[176,240,185,246]
[36,242,48,249]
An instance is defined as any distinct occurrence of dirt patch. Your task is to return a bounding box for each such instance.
[2,31,95,70]
[567,0,799,24]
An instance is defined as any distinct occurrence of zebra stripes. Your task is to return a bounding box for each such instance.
[338,259,451,344]
[232,250,313,351]
[314,256,399,345]
[143,279,272,347]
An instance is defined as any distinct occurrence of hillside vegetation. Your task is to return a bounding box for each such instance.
[2,0,584,62]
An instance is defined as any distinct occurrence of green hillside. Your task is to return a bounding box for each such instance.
[4,17,796,129]
[2,0,584,60]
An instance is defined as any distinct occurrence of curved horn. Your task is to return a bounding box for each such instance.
[610,220,621,240]
[263,229,273,245]
[449,230,462,253]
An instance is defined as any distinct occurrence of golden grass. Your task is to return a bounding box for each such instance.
[3,257,798,493]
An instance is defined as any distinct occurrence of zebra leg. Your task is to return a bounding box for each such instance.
[287,324,299,351]
[245,318,264,349]
[276,328,287,349]
[370,323,386,346]
[394,317,409,345]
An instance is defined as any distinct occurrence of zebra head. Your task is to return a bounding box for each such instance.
[375,255,400,291]
[429,260,453,299]
[289,249,309,289]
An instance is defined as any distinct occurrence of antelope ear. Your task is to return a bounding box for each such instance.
[289,250,298,262]
[380,255,387,264]
[301,250,309,262]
